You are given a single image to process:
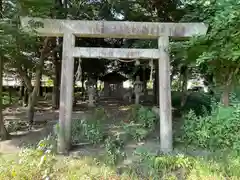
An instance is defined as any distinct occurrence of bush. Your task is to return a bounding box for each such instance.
[103,136,126,165]
[54,108,107,145]
[133,151,195,179]
[127,104,142,122]
[71,119,105,145]
[177,101,240,151]
[123,105,158,141]
[171,91,212,116]
[78,119,105,145]
[123,122,149,142]
[137,106,158,130]
[131,148,240,179]
[37,134,57,153]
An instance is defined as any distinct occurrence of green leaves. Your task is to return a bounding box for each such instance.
[178,101,240,151]
[19,0,54,17]
[123,105,158,142]
[0,0,53,75]
[173,0,240,90]
[104,136,126,165]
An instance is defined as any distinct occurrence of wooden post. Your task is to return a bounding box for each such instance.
[58,33,75,154]
[158,36,172,153]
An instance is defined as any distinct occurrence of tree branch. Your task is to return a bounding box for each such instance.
[43,42,63,59]
[226,64,240,87]
[18,67,33,91]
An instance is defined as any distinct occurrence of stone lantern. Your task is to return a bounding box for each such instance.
[134,76,143,104]
[86,79,96,107]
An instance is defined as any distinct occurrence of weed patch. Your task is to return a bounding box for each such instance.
[177,102,240,151]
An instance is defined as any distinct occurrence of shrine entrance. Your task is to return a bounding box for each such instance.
[20,16,208,154]
[109,84,119,97]
[100,72,127,99]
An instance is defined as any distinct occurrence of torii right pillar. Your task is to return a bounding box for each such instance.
[158,36,172,153]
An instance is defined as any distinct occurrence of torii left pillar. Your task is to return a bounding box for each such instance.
[158,36,172,153]
[58,33,75,154]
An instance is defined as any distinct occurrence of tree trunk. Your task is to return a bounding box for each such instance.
[27,94,35,125]
[73,74,77,107]
[52,73,60,109]
[23,88,28,106]
[170,74,173,86]
[38,73,43,97]
[143,67,147,97]
[81,73,85,99]
[18,69,31,107]
[95,78,98,100]
[19,81,24,100]
[153,61,159,105]
[52,37,62,109]
[27,68,44,125]
[0,57,10,140]
[180,66,188,108]
[52,56,61,109]
[27,37,49,125]
[204,73,214,96]
[222,85,230,106]
[8,87,12,104]
[0,0,10,140]
[221,66,240,107]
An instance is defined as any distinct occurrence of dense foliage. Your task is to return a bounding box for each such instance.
[132,147,240,179]
[173,0,240,105]
[178,99,240,151]
[123,105,158,141]
[71,108,107,145]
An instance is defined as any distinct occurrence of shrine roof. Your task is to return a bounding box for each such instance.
[99,72,128,83]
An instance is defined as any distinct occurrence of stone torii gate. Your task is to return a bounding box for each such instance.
[20,17,208,154]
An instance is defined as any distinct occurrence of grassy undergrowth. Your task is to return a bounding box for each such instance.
[2,102,240,179]
[0,151,131,180]
[177,100,240,151]
[1,146,240,179]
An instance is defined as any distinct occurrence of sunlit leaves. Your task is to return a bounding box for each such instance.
[0,0,52,73]
[173,0,240,87]
[18,0,54,17]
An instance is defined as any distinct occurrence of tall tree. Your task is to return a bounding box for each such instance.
[1,0,56,125]
[0,0,10,140]
[175,0,240,106]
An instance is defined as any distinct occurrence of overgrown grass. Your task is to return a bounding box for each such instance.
[70,107,107,145]
[2,99,240,179]
[177,100,240,151]
[1,147,240,179]
[131,147,240,179]
[122,105,158,142]
[0,150,125,180]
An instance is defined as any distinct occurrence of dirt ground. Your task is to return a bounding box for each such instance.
[0,98,135,154]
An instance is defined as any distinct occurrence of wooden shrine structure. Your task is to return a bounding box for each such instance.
[20,16,208,154]
[100,72,127,99]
